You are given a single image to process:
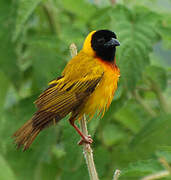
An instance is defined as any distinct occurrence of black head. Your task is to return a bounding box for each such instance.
[91,30,120,62]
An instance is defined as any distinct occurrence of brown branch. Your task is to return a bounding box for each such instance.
[70,43,99,180]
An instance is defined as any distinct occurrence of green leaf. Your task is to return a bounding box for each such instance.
[0,38,21,87]
[0,1,21,87]
[89,7,111,30]
[94,147,110,177]
[131,114,171,158]
[102,124,126,146]
[156,147,171,163]
[158,13,171,49]
[0,154,16,180]
[0,71,10,110]
[59,119,83,172]
[114,100,148,133]
[1,96,58,180]
[13,0,42,40]
[89,115,101,136]
[29,38,66,89]
[61,0,96,21]
[145,65,167,91]
[120,159,163,179]
[110,5,160,90]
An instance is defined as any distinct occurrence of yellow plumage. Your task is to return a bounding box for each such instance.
[41,50,120,119]
[45,31,120,119]
[13,29,120,150]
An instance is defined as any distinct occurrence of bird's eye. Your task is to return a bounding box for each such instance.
[97,38,105,44]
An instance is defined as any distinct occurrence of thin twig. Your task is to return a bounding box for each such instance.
[141,157,171,180]
[149,79,169,113]
[141,170,170,180]
[70,43,99,180]
[80,115,99,180]
[113,169,121,180]
[159,157,171,174]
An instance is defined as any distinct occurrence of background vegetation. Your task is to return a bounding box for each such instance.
[0,0,171,179]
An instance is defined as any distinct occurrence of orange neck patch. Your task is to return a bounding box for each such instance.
[96,57,119,72]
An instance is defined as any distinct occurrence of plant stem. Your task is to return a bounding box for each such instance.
[141,170,170,180]
[80,115,99,180]
[149,79,169,113]
[159,157,171,175]
[141,158,171,180]
[70,43,99,180]
[133,90,156,117]
[42,2,60,35]
[113,169,121,180]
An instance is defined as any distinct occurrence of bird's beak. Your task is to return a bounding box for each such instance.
[104,38,120,47]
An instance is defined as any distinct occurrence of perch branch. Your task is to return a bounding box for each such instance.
[70,43,99,180]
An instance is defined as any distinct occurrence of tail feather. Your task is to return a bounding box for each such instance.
[13,113,62,151]
[13,119,40,151]
[23,129,41,151]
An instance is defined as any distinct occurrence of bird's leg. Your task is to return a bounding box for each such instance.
[69,116,93,145]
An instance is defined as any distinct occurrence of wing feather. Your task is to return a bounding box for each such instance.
[33,52,104,128]
[33,75,103,128]
[13,52,105,150]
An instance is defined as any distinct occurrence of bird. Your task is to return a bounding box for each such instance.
[13,29,120,151]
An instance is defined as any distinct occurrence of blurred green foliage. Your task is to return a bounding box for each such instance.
[0,0,171,179]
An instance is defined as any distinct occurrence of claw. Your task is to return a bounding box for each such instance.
[77,135,93,145]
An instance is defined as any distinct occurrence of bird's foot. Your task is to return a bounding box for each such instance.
[78,135,93,145]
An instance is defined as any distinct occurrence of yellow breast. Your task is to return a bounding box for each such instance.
[80,58,120,119]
